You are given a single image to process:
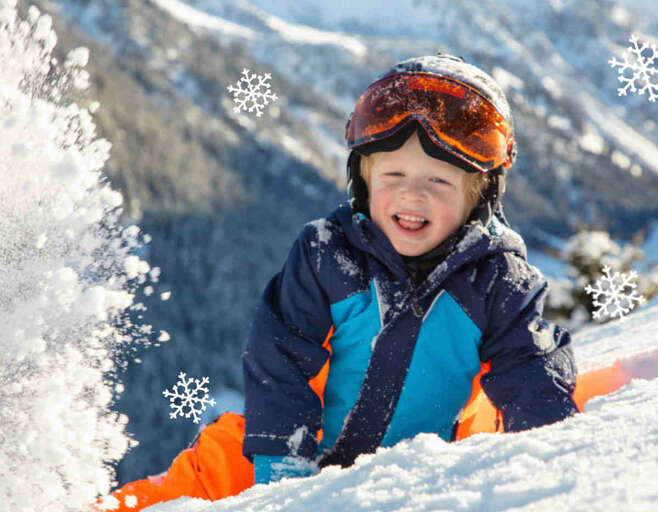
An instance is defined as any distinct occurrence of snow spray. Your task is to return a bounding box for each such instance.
[0,1,160,508]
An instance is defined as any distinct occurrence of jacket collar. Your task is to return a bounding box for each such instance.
[331,203,528,296]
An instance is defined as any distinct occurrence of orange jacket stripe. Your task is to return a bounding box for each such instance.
[457,359,636,440]
[308,325,334,405]
[455,361,504,441]
[308,325,334,441]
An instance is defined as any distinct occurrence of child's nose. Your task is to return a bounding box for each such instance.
[400,179,429,200]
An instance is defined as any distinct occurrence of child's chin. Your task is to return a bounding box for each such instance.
[395,244,430,257]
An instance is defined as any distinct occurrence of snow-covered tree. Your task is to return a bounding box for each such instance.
[545,228,657,330]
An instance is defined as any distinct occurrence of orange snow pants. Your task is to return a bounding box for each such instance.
[95,361,634,511]
[94,412,254,511]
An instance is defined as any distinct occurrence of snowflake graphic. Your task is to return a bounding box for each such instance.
[584,265,646,321]
[608,33,658,102]
[162,371,216,424]
[227,68,278,117]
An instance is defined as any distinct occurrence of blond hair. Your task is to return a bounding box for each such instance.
[359,153,503,224]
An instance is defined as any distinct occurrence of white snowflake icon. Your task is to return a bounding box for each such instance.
[584,265,646,321]
[162,371,216,424]
[608,33,658,102]
[227,68,278,117]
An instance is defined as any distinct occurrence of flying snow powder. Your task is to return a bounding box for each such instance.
[0,3,160,509]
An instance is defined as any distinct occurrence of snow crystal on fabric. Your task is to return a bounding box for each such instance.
[287,425,309,456]
[528,318,556,352]
[307,218,333,244]
[490,221,528,260]
[500,257,542,295]
[370,332,380,352]
[455,224,488,253]
[334,249,360,278]
[124,494,138,508]
[307,218,335,273]
[373,278,390,326]
[487,264,500,295]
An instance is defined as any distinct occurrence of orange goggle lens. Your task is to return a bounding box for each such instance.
[347,73,515,172]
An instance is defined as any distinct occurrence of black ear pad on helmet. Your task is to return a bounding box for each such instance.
[465,165,509,227]
[346,150,370,216]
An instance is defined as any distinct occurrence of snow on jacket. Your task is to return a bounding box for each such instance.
[242,202,578,469]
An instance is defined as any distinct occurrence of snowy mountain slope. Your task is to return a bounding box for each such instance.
[51,0,658,239]
[177,0,658,175]
[153,0,367,57]
[152,0,256,40]
[145,303,658,512]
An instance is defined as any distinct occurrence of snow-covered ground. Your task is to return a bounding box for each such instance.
[137,303,658,512]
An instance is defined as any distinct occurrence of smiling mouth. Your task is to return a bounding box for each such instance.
[393,214,430,231]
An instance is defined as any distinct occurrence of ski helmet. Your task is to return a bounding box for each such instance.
[345,52,517,221]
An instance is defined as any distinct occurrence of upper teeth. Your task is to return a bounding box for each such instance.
[397,214,426,222]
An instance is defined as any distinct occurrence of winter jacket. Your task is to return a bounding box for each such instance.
[242,202,578,477]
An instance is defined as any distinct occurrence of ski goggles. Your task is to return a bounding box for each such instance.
[346,73,516,172]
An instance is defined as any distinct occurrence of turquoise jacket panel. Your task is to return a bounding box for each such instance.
[321,281,381,452]
[320,284,483,453]
[382,290,482,446]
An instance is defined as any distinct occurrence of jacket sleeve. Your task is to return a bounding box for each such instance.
[479,252,579,432]
[242,223,333,462]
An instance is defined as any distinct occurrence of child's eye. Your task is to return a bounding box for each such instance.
[430,177,449,184]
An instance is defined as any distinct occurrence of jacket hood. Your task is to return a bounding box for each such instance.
[329,202,528,299]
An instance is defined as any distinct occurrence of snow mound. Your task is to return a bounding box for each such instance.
[146,303,658,512]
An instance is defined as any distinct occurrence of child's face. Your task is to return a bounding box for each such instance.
[368,131,468,257]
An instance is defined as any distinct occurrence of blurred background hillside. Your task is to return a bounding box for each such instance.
[19,0,658,485]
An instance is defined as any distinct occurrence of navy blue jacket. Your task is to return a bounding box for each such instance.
[242,203,578,465]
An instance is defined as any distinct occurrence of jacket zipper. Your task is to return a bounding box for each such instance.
[406,278,423,317]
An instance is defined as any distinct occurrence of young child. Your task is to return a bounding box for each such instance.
[98,53,579,510]
[241,53,578,483]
